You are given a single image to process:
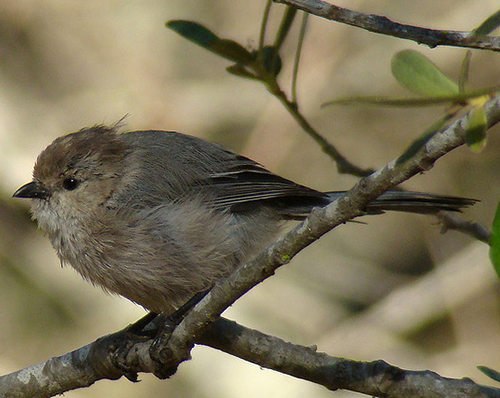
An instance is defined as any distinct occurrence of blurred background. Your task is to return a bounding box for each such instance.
[1,0,500,397]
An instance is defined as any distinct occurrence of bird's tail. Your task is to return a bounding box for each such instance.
[278,190,477,219]
[325,190,477,214]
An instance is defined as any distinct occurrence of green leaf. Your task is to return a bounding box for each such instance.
[226,64,258,80]
[166,20,253,64]
[465,103,488,152]
[391,50,459,97]
[322,87,500,108]
[459,51,472,93]
[167,20,218,47]
[478,366,500,383]
[473,8,500,37]
[211,39,254,64]
[489,200,500,279]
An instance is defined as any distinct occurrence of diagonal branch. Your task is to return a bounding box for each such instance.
[274,0,500,51]
[3,97,500,398]
[161,93,500,372]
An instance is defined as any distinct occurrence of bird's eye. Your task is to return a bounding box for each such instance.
[62,177,80,191]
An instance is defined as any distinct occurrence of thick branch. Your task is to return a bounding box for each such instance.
[2,317,500,397]
[274,0,500,51]
[202,318,500,397]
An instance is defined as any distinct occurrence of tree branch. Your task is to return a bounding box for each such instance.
[437,211,491,243]
[274,0,500,51]
[202,318,500,397]
[160,94,500,371]
[270,86,374,177]
[3,317,500,397]
[154,88,500,388]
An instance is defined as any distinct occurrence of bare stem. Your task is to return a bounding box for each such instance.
[274,0,500,51]
[270,85,374,176]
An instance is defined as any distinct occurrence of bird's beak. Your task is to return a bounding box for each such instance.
[13,181,50,200]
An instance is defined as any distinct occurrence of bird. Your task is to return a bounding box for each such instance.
[13,125,476,314]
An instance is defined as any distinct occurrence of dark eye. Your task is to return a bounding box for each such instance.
[62,177,80,191]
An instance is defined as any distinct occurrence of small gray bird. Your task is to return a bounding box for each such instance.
[14,125,476,313]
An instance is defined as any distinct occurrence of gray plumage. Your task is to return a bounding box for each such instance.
[13,126,476,313]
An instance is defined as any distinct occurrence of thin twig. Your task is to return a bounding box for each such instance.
[274,0,500,51]
[291,12,308,103]
[259,0,273,53]
[437,211,491,244]
[270,87,374,176]
[251,2,373,176]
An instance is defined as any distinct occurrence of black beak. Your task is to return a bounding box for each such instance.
[13,181,50,200]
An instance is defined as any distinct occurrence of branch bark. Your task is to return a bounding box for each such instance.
[2,317,500,398]
[274,0,500,51]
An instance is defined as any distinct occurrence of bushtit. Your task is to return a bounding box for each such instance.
[14,125,475,314]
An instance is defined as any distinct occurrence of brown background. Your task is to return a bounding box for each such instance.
[1,1,500,397]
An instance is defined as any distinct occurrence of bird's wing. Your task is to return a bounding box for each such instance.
[206,164,328,211]
[119,130,327,212]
